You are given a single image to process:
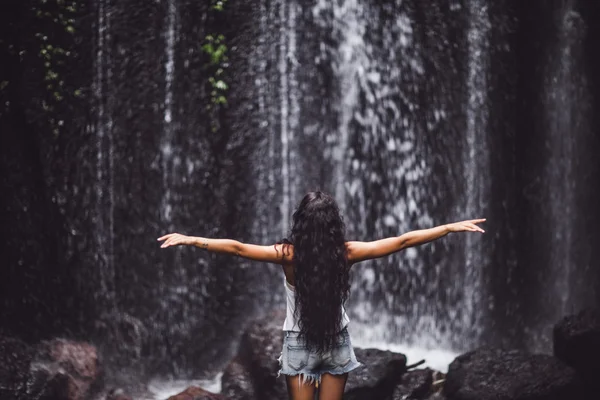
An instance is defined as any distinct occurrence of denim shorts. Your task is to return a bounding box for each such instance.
[277,327,363,386]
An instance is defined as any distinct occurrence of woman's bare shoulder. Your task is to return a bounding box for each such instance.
[274,242,294,264]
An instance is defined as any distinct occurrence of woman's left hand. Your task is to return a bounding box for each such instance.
[446,219,486,233]
[157,233,194,248]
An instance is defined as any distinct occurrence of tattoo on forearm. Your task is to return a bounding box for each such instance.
[201,240,209,249]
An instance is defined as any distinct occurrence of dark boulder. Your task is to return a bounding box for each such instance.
[444,347,584,400]
[166,386,228,400]
[222,310,414,400]
[221,309,286,400]
[393,368,434,400]
[346,348,406,390]
[0,335,104,400]
[0,335,35,399]
[344,358,407,400]
[221,356,256,400]
[105,387,134,400]
[29,338,104,400]
[345,352,433,400]
[553,308,600,390]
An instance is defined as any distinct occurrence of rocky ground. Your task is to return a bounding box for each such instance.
[1,308,598,400]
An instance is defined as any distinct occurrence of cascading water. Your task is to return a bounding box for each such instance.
[25,0,599,386]
[158,0,186,374]
[94,0,117,313]
[307,1,474,363]
[3,0,600,396]
[246,0,488,366]
[279,0,295,235]
[461,0,491,344]
[532,0,590,352]
[161,0,178,225]
[547,0,577,330]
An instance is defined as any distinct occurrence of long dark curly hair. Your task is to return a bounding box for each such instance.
[281,191,351,353]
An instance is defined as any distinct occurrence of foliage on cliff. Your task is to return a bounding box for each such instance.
[202,0,229,133]
[0,0,88,137]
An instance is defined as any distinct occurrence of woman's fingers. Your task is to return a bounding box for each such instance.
[158,233,178,248]
[465,222,485,233]
[161,238,177,248]
[158,233,189,248]
[157,233,174,241]
[467,218,486,224]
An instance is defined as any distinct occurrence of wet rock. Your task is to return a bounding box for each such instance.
[346,348,406,391]
[222,309,287,400]
[27,365,79,400]
[0,335,104,400]
[0,334,34,399]
[221,357,255,400]
[553,308,600,391]
[223,310,414,400]
[105,387,133,400]
[425,393,446,400]
[94,311,147,371]
[344,358,407,400]
[444,347,584,400]
[166,386,228,400]
[29,338,103,400]
[393,368,433,400]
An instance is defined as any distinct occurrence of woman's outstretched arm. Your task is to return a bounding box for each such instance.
[346,219,486,264]
[157,233,294,264]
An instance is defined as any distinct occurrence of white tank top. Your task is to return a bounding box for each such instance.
[282,278,350,331]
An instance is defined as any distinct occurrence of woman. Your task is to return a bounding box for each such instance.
[157,191,485,400]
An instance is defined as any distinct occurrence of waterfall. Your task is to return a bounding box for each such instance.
[314,0,368,210]
[94,0,116,311]
[161,0,178,226]
[53,0,600,376]
[279,0,291,236]
[548,0,577,326]
[463,0,491,343]
[311,0,468,351]
[536,0,589,351]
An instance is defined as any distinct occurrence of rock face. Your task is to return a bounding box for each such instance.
[222,310,427,400]
[221,357,255,400]
[0,335,103,400]
[0,335,35,400]
[35,338,103,399]
[444,347,584,400]
[105,387,134,400]
[393,369,434,400]
[347,348,406,391]
[167,386,228,400]
[222,309,287,400]
[344,358,407,400]
[345,351,433,400]
[553,308,600,391]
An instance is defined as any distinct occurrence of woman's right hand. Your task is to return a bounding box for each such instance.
[157,233,195,248]
[446,219,486,233]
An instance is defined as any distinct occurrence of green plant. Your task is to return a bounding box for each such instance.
[32,0,83,136]
[202,0,229,133]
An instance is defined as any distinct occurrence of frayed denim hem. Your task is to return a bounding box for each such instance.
[277,358,364,388]
[280,371,323,388]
